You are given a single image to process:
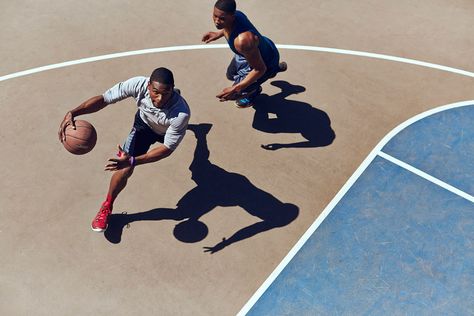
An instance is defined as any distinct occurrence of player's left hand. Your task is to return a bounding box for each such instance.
[105,145,132,171]
[216,86,240,101]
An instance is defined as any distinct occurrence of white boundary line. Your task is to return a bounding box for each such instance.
[1,44,474,82]
[0,44,228,82]
[379,151,474,203]
[1,43,473,314]
[237,100,474,315]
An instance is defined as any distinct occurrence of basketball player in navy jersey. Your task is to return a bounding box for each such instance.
[202,0,287,108]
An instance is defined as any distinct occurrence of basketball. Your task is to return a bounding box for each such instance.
[63,119,97,155]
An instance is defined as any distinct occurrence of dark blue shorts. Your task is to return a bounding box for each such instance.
[123,111,164,156]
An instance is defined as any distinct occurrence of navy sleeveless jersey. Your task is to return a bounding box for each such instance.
[226,11,279,70]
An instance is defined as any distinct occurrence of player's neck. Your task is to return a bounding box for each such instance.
[224,20,236,37]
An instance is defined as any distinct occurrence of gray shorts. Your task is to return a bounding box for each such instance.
[226,54,281,94]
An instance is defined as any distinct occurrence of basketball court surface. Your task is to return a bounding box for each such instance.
[1,1,473,315]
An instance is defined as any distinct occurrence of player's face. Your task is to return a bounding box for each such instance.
[213,7,233,30]
[148,81,174,108]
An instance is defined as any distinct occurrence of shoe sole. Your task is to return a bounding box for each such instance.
[236,103,254,109]
[91,225,107,232]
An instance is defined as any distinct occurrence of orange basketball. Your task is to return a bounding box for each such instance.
[63,119,97,155]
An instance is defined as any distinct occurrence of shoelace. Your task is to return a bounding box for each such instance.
[95,205,111,222]
[238,87,262,105]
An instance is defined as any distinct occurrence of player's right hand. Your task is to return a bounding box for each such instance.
[201,31,220,43]
[58,111,75,142]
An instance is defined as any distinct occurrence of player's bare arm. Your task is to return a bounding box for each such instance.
[216,32,266,100]
[234,32,267,88]
[104,144,173,171]
[202,29,225,43]
[58,95,107,142]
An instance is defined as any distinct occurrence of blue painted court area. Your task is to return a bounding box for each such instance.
[246,105,474,315]
[383,105,474,196]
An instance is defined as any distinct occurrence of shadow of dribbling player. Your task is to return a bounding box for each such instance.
[252,80,335,150]
[105,123,299,253]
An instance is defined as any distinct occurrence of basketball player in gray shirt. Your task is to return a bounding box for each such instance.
[58,67,190,232]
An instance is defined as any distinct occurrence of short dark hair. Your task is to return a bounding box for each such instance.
[215,0,236,14]
[150,67,174,85]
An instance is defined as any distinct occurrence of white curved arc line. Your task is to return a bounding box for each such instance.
[1,44,474,83]
[238,100,474,315]
[0,44,227,82]
[277,45,474,78]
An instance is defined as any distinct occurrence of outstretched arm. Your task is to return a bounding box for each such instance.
[135,144,173,165]
[105,144,173,171]
[201,30,225,43]
[58,95,107,142]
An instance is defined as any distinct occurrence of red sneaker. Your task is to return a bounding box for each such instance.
[91,202,113,232]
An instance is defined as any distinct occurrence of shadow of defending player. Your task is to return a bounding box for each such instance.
[105,123,299,253]
[252,80,335,150]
